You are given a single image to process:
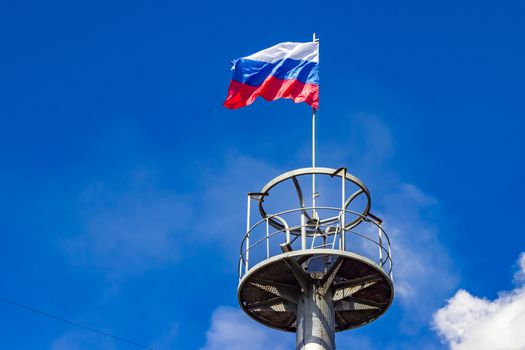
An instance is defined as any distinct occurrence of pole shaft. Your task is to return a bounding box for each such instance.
[312,107,316,212]
[312,32,318,217]
[296,283,335,350]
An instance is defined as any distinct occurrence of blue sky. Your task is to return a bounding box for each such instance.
[1,1,524,349]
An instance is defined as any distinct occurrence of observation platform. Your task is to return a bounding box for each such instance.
[237,168,394,334]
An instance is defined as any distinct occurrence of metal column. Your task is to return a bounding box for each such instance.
[296,283,335,350]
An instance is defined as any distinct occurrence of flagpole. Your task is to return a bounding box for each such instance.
[312,32,318,219]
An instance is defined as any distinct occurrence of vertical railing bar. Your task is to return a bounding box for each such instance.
[239,258,242,279]
[310,228,317,249]
[266,217,270,259]
[378,223,383,266]
[341,168,346,250]
[323,235,328,272]
[245,194,251,273]
[301,212,306,250]
[388,242,393,281]
[331,218,340,250]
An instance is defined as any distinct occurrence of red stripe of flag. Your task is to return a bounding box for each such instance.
[224,76,319,110]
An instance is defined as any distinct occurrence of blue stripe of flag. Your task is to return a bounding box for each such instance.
[231,58,319,86]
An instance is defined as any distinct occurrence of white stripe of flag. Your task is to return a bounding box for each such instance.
[243,42,319,64]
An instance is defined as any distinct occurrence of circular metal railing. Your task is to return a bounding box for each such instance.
[238,206,392,280]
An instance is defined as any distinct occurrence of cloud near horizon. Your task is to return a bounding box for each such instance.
[433,252,525,350]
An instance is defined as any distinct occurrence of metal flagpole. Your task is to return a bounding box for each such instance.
[312,33,318,219]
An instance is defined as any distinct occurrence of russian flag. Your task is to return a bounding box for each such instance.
[224,42,319,110]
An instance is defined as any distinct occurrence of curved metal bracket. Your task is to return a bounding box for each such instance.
[257,168,372,237]
[272,215,291,244]
[292,176,313,222]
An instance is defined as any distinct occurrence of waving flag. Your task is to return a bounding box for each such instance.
[224,41,319,109]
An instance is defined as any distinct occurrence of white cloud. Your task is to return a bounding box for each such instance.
[199,307,292,350]
[433,252,525,350]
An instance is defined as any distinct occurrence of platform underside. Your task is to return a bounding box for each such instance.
[238,249,394,332]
